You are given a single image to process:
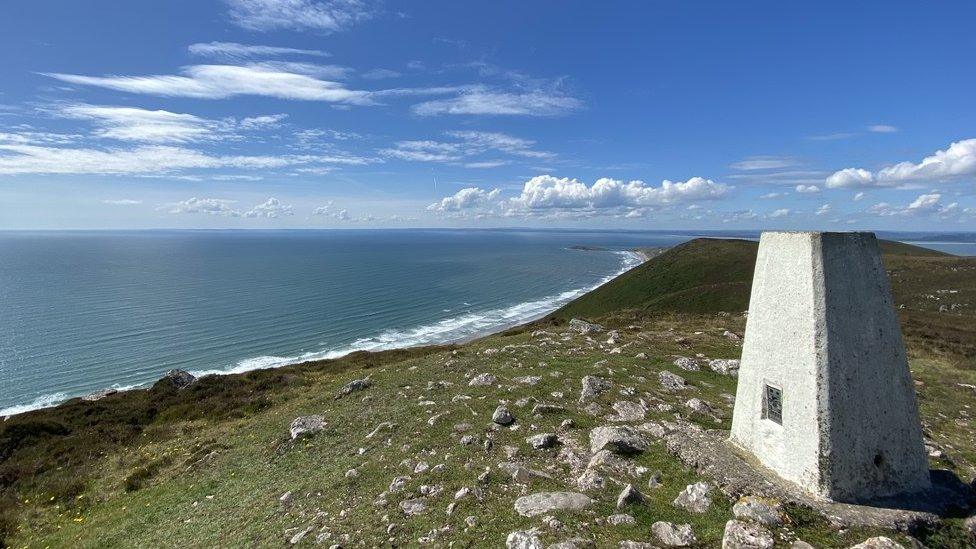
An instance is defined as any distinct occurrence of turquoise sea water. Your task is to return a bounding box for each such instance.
[0,229,686,414]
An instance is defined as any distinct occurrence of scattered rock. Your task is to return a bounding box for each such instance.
[388,476,410,492]
[708,358,740,376]
[647,471,663,489]
[964,515,976,537]
[659,371,689,391]
[732,496,784,527]
[532,403,567,415]
[279,491,293,506]
[289,526,313,545]
[607,513,636,525]
[673,482,712,513]
[569,318,604,334]
[580,375,613,401]
[154,369,195,390]
[791,542,815,549]
[460,435,477,446]
[514,492,594,517]
[337,376,371,397]
[651,521,696,547]
[506,529,543,549]
[82,388,118,401]
[498,462,553,483]
[723,330,742,342]
[399,498,427,516]
[469,373,498,387]
[289,415,326,440]
[673,357,700,372]
[607,401,647,422]
[848,537,905,549]
[493,405,516,426]
[616,484,644,508]
[526,433,559,449]
[365,421,396,439]
[685,398,715,415]
[722,519,774,549]
[589,425,649,455]
[582,402,604,416]
[514,375,542,386]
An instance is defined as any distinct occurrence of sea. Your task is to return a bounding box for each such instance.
[1,229,973,416]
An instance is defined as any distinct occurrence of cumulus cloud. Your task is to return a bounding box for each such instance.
[412,87,582,117]
[224,0,373,32]
[826,138,976,188]
[866,193,958,217]
[52,104,286,143]
[43,64,373,104]
[427,187,501,212]
[188,41,329,59]
[795,184,820,193]
[244,197,294,218]
[170,197,241,216]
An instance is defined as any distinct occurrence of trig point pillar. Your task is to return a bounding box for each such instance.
[730,231,930,503]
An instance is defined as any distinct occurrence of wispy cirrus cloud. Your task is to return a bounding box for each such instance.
[412,86,582,117]
[224,0,374,32]
[102,198,142,205]
[188,41,329,59]
[382,130,554,165]
[729,156,797,170]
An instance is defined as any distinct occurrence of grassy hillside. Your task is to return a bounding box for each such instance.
[0,238,974,548]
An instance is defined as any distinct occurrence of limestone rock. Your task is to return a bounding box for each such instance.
[673,481,712,513]
[615,484,644,508]
[589,425,649,455]
[506,529,543,549]
[493,405,516,426]
[569,318,604,334]
[848,538,905,549]
[708,358,740,376]
[685,398,715,415]
[721,520,773,549]
[659,371,689,391]
[526,433,559,449]
[469,373,497,387]
[82,388,118,401]
[514,492,593,517]
[673,357,701,372]
[532,403,568,415]
[399,498,427,516]
[289,415,325,439]
[732,496,784,527]
[607,513,636,526]
[791,542,816,549]
[338,377,371,397]
[580,375,612,401]
[514,375,542,386]
[498,462,553,483]
[607,401,647,422]
[650,521,696,547]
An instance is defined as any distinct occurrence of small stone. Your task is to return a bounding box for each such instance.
[279,491,293,505]
[289,526,313,545]
[848,538,906,549]
[399,498,427,516]
[469,373,498,386]
[589,425,649,454]
[560,419,576,430]
[506,529,543,549]
[338,377,371,396]
[465,515,477,527]
[607,513,636,525]
[514,375,542,386]
[514,492,593,517]
[580,375,612,401]
[493,405,516,426]
[647,471,663,489]
[659,371,689,391]
[388,476,409,492]
[791,542,816,549]
[289,415,326,439]
[685,398,714,415]
[732,496,783,527]
[460,435,477,446]
[345,468,358,479]
[673,482,712,513]
[651,521,696,547]
[708,358,740,376]
[673,357,700,371]
[722,520,774,549]
[531,403,567,415]
[569,318,604,334]
[526,432,559,449]
[616,484,644,508]
[608,401,647,422]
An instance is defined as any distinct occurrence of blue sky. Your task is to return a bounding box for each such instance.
[1,1,974,230]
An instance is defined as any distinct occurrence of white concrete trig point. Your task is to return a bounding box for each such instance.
[730,231,931,503]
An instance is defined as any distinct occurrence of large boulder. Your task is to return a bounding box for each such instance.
[289,415,325,439]
[650,521,696,547]
[589,425,649,455]
[722,520,774,549]
[732,496,784,527]
[514,492,593,517]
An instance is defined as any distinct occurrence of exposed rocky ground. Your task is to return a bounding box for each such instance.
[1,238,974,548]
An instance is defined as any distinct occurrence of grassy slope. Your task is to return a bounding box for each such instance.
[1,239,974,548]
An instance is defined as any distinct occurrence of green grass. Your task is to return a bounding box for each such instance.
[1,238,973,548]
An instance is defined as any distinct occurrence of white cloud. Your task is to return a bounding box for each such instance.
[868,124,898,133]
[170,197,241,216]
[44,64,372,104]
[188,41,329,59]
[361,68,401,80]
[768,208,790,218]
[508,176,729,211]
[54,104,285,143]
[759,192,786,199]
[224,0,373,32]
[412,87,582,117]
[825,167,875,188]
[866,192,958,217]
[795,184,820,193]
[244,197,294,218]
[729,156,796,170]
[815,203,832,216]
[826,138,976,188]
[382,131,553,164]
[445,131,554,159]
[0,142,374,175]
[464,160,509,169]
[853,191,865,201]
[102,199,142,205]
[427,187,501,212]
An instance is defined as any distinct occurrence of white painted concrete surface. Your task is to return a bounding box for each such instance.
[730,231,930,503]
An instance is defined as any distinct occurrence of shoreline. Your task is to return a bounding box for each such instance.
[1,249,649,418]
